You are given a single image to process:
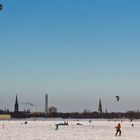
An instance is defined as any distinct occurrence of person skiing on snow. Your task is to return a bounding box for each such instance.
[115,123,121,136]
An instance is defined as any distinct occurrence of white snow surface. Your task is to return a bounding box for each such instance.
[0,119,139,140]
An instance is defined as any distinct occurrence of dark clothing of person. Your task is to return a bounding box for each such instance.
[55,124,59,130]
[115,129,121,136]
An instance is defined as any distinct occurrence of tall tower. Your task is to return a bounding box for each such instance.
[45,94,48,116]
[14,95,19,112]
[98,98,102,114]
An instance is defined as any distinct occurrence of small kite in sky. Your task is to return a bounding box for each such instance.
[116,96,120,101]
[0,4,3,11]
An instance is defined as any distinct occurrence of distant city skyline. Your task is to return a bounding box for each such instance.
[0,0,140,112]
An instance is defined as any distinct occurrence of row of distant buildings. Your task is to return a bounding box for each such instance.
[0,94,104,119]
[0,94,49,119]
[14,94,103,115]
[13,94,49,117]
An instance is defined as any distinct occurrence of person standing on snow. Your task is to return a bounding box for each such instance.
[115,123,121,136]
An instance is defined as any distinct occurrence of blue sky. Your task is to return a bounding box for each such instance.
[0,0,140,112]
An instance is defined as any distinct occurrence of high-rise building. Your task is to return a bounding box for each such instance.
[98,98,102,114]
[45,94,48,116]
[14,95,19,112]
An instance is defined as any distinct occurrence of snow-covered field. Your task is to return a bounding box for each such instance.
[0,119,140,140]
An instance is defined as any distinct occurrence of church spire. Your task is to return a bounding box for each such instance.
[14,95,19,112]
[98,98,102,114]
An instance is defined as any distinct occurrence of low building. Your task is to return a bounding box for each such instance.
[0,114,11,120]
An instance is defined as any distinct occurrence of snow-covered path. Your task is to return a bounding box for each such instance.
[0,119,139,140]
